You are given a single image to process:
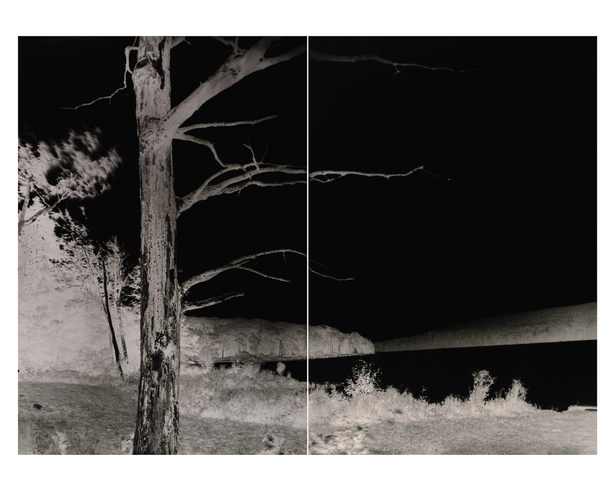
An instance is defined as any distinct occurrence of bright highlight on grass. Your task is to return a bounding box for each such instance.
[19,359,534,437]
[309,361,536,427]
[181,362,306,429]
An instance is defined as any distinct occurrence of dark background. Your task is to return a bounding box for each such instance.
[19,37,307,324]
[309,37,596,342]
[17,37,598,343]
[306,341,597,409]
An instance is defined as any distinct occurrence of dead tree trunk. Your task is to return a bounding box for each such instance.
[132,37,181,455]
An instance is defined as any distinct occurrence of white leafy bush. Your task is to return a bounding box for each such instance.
[344,360,381,398]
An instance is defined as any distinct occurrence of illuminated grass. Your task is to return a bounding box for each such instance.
[309,363,536,426]
[180,362,307,429]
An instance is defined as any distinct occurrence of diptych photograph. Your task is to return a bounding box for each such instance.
[17,36,596,456]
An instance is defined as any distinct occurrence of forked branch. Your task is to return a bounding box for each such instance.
[174,115,278,168]
[178,164,429,217]
[183,291,245,312]
[181,249,354,300]
[177,163,306,216]
[180,249,306,294]
[175,132,224,167]
[164,39,306,135]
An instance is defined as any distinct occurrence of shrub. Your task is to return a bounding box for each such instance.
[276,362,286,375]
[344,360,381,398]
[467,370,496,413]
[179,363,306,428]
[310,368,536,427]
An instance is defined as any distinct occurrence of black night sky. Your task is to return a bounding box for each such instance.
[19,37,307,324]
[18,37,597,344]
[309,37,596,342]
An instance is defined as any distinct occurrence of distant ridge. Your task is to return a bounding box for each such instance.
[182,316,374,365]
[375,302,596,352]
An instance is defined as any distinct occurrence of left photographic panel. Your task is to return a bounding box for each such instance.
[18,37,308,455]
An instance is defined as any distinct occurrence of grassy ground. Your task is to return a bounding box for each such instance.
[18,364,596,455]
[309,411,596,455]
[18,364,307,455]
[308,364,597,454]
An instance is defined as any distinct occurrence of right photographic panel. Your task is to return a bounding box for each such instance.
[308,37,597,455]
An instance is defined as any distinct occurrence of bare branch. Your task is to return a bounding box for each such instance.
[243,142,260,171]
[174,116,277,169]
[308,267,354,282]
[260,44,307,69]
[177,163,306,216]
[213,37,242,52]
[182,291,245,312]
[163,39,305,134]
[177,115,277,134]
[174,132,224,167]
[180,249,305,294]
[36,188,70,210]
[309,165,425,183]
[305,254,355,281]
[178,162,426,217]
[19,191,65,234]
[310,50,488,73]
[62,46,138,110]
[21,201,58,228]
[236,266,291,282]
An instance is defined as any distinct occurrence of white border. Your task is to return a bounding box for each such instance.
[4,1,612,475]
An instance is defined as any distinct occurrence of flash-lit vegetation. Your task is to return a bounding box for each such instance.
[19,362,307,429]
[180,362,306,429]
[19,362,307,454]
[309,362,536,427]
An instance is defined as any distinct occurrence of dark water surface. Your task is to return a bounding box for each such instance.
[259,360,308,382]
[308,341,597,411]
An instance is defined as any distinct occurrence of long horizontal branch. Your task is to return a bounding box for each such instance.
[309,267,354,282]
[180,249,305,294]
[177,115,277,134]
[177,163,306,216]
[178,164,427,217]
[310,50,486,73]
[309,165,425,183]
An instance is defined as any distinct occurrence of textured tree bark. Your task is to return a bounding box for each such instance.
[131,37,181,455]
